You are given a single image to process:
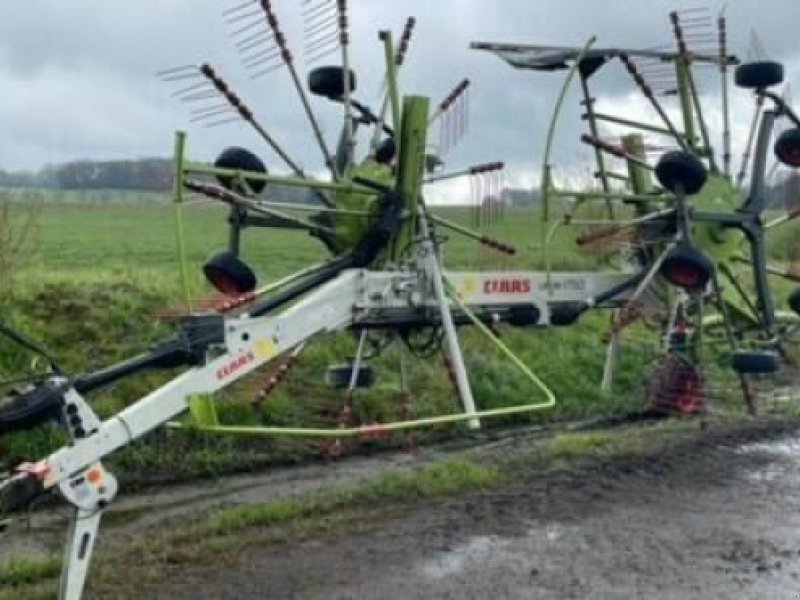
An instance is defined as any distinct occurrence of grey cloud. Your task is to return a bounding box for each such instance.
[1,0,799,191]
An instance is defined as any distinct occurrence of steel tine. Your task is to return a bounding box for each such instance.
[306,36,339,54]
[304,17,336,37]
[156,64,196,77]
[226,9,263,25]
[242,45,281,62]
[223,0,255,16]
[302,0,333,12]
[238,36,274,54]
[232,18,266,37]
[205,117,243,128]
[246,56,283,72]
[302,0,334,18]
[245,57,281,71]
[160,71,202,83]
[306,45,339,65]
[304,19,339,40]
[170,80,210,98]
[303,0,335,22]
[305,31,339,54]
[242,49,281,69]
[251,61,286,80]
[178,89,218,104]
[304,9,335,30]
[306,36,339,53]
[190,111,232,124]
[304,16,338,38]
[191,109,233,123]
[243,48,282,69]
[180,91,221,103]
[306,43,339,62]
[302,0,332,11]
[190,110,233,122]
[235,30,273,49]
[190,102,231,116]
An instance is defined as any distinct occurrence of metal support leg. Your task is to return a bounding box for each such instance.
[228,206,246,256]
[419,210,480,429]
[58,508,103,600]
[601,326,621,392]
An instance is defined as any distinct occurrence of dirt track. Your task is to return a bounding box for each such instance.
[127,420,800,599]
[8,419,800,599]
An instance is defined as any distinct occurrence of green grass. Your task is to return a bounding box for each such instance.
[547,430,618,459]
[1,195,795,483]
[198,459,500,538]
[0,554,61,587]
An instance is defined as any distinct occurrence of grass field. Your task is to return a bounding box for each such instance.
[0,192,792,483]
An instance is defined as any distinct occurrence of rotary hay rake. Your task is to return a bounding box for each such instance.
[475,6,800,415]
[0,3,798,598]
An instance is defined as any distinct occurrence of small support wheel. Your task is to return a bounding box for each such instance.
[325,362,375,389]
[659,244,714,291]
[203,250,257,295]
[655,151,708,195]
[374,138,397,165]
[214,147,268,194]
[308,66,357,99]
[789,285,800,316]
[734,61,784,89]
[731,350,780,375]
[774,128,800,167]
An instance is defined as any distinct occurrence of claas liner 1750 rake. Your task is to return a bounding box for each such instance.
[0,6,635,598]
[0,4,797,598]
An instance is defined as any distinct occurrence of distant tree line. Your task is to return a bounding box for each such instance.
[0,158,172,192]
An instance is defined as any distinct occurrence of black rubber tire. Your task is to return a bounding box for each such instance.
[203,250,257,295]
[0,385,63,435]
[774,128,800,167]
[659,244,714,291]
[789,286,800,316]
[655,151,708,195]
[0,474,43,515]
[731,350,780,375]
[308,66,356,99]
[735,61,784,89]
[374,137,396,165]
[325,363,375,389]
[214,147,267,194]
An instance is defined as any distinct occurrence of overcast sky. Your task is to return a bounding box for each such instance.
[2,0,800,200]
